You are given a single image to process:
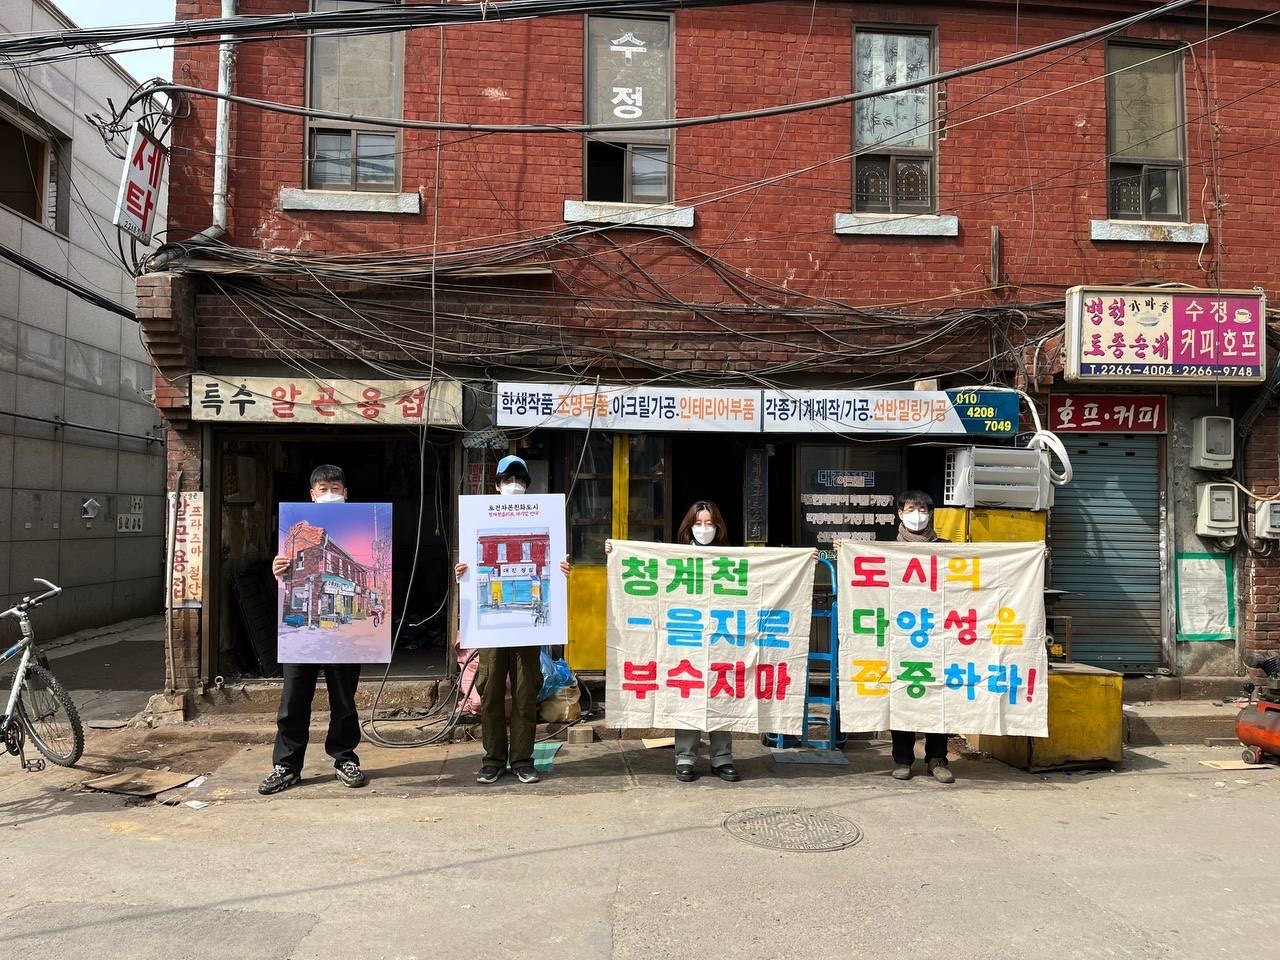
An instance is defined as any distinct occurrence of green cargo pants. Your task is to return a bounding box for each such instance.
[477,645,541,768]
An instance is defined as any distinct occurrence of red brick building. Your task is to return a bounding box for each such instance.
[138,0,1280,690]
[279,520,372,625]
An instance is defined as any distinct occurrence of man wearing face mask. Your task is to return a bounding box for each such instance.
[260,465,367,795]
[891,490,956,784]
[455,455,572,785]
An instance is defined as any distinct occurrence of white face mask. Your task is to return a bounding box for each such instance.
[499,481,527,497]
[691,524,717,545]
[315,492,345,504]
[902,510,930,532]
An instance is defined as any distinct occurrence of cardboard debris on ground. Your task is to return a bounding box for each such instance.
[1199,759,1276,771]
[84,767,200,797]
[641,737,676,749]
[770,748,850,766]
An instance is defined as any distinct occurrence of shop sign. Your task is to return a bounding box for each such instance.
[1049,394,1167,433]
[762,389,1019,436]
[191,375,463,426]
[499,563,539,578]
[170,492,204,609]
[495,382,761,432]
[112,123,166,245]
[798,447,901,549]
[1065,286,1266,383]
[838,541,1048,737]
[743,448,769,544]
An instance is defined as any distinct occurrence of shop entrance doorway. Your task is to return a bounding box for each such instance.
[671,436,795,547]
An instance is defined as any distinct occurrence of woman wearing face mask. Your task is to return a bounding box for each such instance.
[890,490,956,784]
[607,499,740,783]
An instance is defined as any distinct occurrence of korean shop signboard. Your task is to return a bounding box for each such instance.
[1064,285,1266,384]
[112,123,167,245]
[190,375,463,426]
[496,382,762,432]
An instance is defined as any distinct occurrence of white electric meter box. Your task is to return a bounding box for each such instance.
[1196,482,1238,537]
[1190,416,1234,470]
[943,446,1054,510]
[1255,501,1280,540]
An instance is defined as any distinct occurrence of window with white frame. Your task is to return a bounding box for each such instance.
[0,101,69,235]
[307,0,402,191]
[853,28,936,214]
[584,15,673,204]
[497,542,508,563]
[1106,41,1186,221]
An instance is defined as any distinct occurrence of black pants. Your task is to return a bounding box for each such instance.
[891,730,948,766]
[477,646,541,769]
[272,663,362,773]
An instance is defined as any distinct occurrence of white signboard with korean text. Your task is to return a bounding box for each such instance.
[838,541,1048,737]
[496,382,761,432]
[169,492,205,609]
[606,542,817,734]
[112,124,166,245]
[457,495,568,650]
[762,389,1020,436]
[1065,285,1266,383]
[191,376,463,426]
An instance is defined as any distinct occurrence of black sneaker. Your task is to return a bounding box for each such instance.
[335,760,368,788]
[476,765,503,785]
[513,766,541,784]
[259,764,300,795]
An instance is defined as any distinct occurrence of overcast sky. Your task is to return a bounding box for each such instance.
[53,0,177,82]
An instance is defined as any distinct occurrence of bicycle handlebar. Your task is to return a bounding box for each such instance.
[1,578,62,617]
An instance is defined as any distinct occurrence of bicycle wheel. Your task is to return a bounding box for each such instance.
[17,663,83,767]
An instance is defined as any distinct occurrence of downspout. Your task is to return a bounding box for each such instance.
[148,0,234,269]
[165,467,183,694]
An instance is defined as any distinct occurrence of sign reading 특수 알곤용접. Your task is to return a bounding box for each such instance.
[1064,286,1266,384]
[606,542,817,734]
[838,541,1048,738]
[191,376,463,426]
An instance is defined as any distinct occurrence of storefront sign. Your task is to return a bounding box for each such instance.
[798,447,901,549]
[191,376,463,426]
[762,389,1020,436]
[606,542,817,734]
[495,382,761,432]
[1049,394,1167,433]
[743,448,769,544]
[458,495,568,649]
[112,123,166,245]
[169,492,204,610]
[1065,286,1266,383]
[838,541,1048,736]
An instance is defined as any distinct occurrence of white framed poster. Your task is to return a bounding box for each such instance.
[458,495,568,649]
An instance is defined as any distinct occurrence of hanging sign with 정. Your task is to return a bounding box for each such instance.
[112,124,166,245]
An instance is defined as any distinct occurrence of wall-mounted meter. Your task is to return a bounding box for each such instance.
[1191,416,1234,470]
[1256,501,1280,540]
[1196,483,1238,537]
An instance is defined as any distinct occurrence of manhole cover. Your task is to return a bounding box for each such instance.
[722,806,863,852]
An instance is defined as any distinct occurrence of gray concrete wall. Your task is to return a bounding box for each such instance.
[0,0,167,636]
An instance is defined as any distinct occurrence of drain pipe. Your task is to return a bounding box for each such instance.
[148,0,234,269]
[164,467,183,694]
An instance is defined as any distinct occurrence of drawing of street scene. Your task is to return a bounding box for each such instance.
[277,502,393,663]
[474,527,553,631]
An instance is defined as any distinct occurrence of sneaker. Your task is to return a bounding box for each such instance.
[928,760,955,784]
[335,760,368,788]
[891,764,914,781]
[259,764,300,795]
[513,766,541,784]
[476,765,503,785]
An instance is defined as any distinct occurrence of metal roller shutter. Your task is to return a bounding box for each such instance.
[1050,435,1164,672]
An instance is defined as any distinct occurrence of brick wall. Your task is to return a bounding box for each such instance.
[1244,402,1280,656]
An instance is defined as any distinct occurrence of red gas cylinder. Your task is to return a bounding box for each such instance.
[1236,700,1280,764]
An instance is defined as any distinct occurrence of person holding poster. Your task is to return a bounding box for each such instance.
[260,465,367,795]
[455,455,571,786]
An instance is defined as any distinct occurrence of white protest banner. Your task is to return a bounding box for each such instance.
[606,542,817,733]
[458,495,568,649]
[838,541,1047,737]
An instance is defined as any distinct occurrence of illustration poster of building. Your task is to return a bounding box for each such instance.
[457,495,568,649]
[277,502,393,663]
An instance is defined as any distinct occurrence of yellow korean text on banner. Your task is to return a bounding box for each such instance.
[838,541,1048,737]
[606,543,817,734]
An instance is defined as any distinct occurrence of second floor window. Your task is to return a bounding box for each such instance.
[0,102,69,235]
[585,15,673,204]
[854,28,936,214]
[307,0,402,191]
[1107,41,1186,221]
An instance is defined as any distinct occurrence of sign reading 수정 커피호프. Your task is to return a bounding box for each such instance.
[1064,285,1266,383]
[606,542,817,734]
[838,541,1048,737]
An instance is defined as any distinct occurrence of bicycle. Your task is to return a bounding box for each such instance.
[1,579,84,771]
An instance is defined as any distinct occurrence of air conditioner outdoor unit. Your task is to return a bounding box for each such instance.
[944,446,1054,510]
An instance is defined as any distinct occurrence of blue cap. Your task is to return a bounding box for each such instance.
[495,455,528,476]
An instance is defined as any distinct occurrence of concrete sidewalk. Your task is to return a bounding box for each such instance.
[0,723,1275,960]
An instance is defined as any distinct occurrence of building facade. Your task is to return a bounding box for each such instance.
[140,0,1280,690]
[279,520,372,627]
[0,0,167,636]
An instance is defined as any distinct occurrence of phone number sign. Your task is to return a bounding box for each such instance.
[1065,285,1266,384]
